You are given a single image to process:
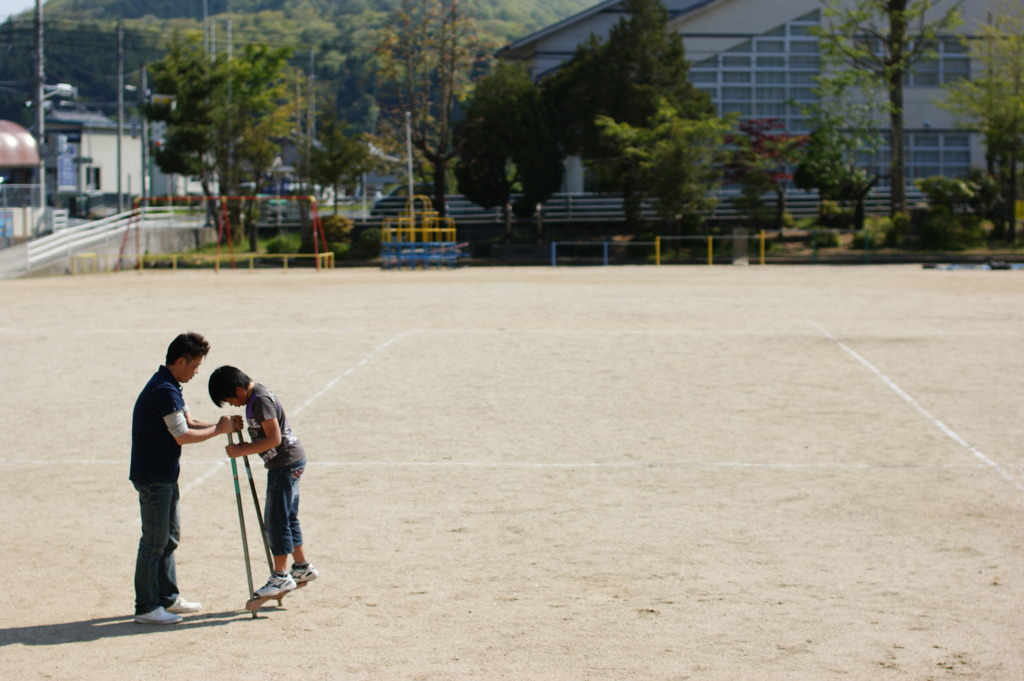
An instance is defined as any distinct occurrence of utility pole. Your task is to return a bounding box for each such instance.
[308,46,315,201]
[140,64,148,199]
[34,0,44,216]
[117,21,124,213]
[405,111,414,225]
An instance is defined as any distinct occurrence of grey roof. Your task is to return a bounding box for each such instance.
[498,0,720,57]
[46,105,117,130]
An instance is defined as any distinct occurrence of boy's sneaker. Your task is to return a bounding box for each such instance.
[290,562,319,584]
[166,596,201,614]
[134,606,183,625]
[254,573,297,598]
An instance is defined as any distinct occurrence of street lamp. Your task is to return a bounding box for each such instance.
[117,22,124,212]
[26,83,78,110]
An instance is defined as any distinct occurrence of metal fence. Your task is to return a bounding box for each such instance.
[415,188,925,225]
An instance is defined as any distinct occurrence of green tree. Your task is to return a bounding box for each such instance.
[147,37,293,250]
[543,0,712,231]
[940,0,1024,242]
[310,107,381,212]
[454,61,563,225]
[795,81,884,229]
[817,0,963,217]
[214,43,294,250]
[595,101,731,233]
[375,0,487,217]
[144,35,225,200]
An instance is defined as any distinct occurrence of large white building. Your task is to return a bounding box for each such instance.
[501,0,994,193]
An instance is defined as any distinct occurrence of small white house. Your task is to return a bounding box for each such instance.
[44,101,143,216]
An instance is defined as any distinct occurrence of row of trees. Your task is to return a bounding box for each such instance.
[145,0,1023,246]
[145,35,384,250]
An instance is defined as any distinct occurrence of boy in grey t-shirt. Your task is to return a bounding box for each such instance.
[209,365,319,598]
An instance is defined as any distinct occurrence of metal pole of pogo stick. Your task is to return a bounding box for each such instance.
[238,433,273,572]
[229,432,257,619]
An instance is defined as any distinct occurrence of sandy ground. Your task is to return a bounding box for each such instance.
[0,264,1022,681]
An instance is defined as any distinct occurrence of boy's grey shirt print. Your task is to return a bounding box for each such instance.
[245,383,306,469]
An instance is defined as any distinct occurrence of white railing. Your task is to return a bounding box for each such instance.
[24,206,205,272]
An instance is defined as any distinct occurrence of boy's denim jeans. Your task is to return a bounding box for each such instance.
[133,481,180,615]
[264,458,305,556]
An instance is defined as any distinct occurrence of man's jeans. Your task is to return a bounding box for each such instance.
[133,481,180,615]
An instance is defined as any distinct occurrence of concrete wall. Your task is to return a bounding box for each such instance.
[21,225,217,278]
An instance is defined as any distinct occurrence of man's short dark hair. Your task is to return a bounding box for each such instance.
[166,332,210,365]
[208,365,252,407]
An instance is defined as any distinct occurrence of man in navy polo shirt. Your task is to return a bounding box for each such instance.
[130,332,232,625]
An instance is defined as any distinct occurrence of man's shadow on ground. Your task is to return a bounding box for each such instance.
[0,610,271,645]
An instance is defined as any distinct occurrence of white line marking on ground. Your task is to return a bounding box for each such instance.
[311,461,989,470]
[292,330,410,417]
[122,460,228,526]
[180,460,227,496]
[0,327,370,334]
[0,459,997,470]
[3,326,1021,337]
[406,328,1024,338]
[809,320,1024,493]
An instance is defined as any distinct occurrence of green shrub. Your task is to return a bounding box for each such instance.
[812,230,841,248]
[883,213,912,248]
[848,229,883,250]
[349,227,382,261]
[819,200,854,230]
[915,171,1000,217]
[265,232,301,254]
[320,214,354,242]
[328,241,350,260]
[916,206,987,250]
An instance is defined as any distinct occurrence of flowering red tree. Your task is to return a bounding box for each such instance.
[726,118,807,228]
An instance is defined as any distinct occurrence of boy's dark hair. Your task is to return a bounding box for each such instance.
[166,332,210,365]
[208,365,252,406]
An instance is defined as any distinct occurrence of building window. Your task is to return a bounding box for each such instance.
[907,133,971,180]
[690,10,823,133]
[687,10,975,184]
[895,38,972,86]
[86,167,101,190]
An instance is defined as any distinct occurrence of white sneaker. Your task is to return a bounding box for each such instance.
[254,573,297,598]
[166,596,201,614]
[290,563,319,584]
[134,606,183,625]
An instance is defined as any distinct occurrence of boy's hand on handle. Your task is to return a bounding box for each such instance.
[225,425,245,458]
[232,415,244,432]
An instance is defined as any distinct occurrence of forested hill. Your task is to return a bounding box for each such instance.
[0,0,593,127]
[28,0,592,44]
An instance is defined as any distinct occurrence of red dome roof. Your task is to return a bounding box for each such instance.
[0,120,41,167]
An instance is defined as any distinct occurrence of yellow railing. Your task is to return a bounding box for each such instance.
[71,251,334,274]
[213,252,335,272]
[654,231,766,266]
